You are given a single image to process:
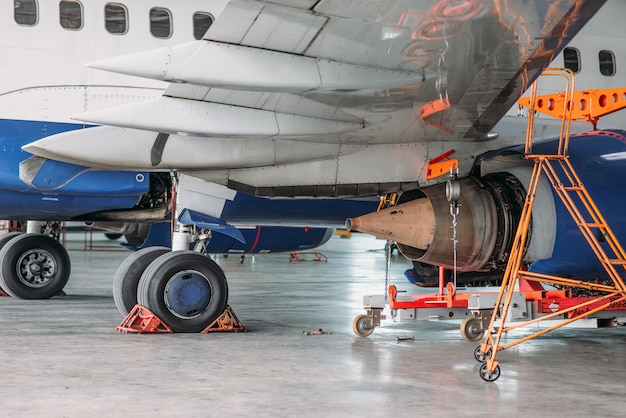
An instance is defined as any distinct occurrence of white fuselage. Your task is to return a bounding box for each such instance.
[1,0,625,191]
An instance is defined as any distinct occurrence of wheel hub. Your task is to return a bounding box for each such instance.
[164,270,212,319]
[17,249,56,288]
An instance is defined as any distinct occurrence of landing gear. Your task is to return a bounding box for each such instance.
[137,251,229,333]
[113,246,169,316]
[0,233,70,299]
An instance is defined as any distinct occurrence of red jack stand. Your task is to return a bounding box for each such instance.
[0,289,9,297]
[116,304,173,334]
[201,306,246,333]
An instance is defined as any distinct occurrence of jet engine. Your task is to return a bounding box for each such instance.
[348,130,626,285]
[347,173,531,284]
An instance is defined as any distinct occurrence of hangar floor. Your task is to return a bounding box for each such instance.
[1,232,625,417]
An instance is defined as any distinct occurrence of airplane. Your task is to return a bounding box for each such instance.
[0,137,377,302]
[6,0,626,334]
[0,2,378,304]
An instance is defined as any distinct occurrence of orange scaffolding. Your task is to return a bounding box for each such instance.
[476,68,626,381]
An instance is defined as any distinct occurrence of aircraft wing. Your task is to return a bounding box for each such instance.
[24,0,606,197]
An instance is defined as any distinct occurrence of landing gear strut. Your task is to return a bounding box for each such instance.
[113,220,231,332]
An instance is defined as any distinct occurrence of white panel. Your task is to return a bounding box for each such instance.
[176,174,236,218]
[89,40,424,92]
[204,0,264,44]
[74,96,361,137]
[241,4,326,54]
[266,0,319,9]
[0,86,163,124]
[313,0,400,23]
[23,126,356,171]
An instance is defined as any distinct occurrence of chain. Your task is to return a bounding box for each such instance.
[378,193,397,303]
[384,240,392,303]
[446,166,460,287]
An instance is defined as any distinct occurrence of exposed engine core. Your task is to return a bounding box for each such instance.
[77,172,172,223]
[347,171,528,275]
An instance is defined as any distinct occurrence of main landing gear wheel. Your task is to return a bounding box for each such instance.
[113,246,170,316]
[353,314,375,337]
[479,363,501,382]
[461,317,485,342]
[137,251,229,333]
[0,232,22,295]
[0,233,70,299]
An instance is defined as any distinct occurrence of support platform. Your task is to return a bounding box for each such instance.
[357,279,626,342]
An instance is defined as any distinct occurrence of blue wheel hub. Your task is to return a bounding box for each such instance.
[164,270,212,319]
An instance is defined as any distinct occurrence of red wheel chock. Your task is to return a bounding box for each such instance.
[116,304,173,334]
[116,305,246,334]
[201,305,246,333]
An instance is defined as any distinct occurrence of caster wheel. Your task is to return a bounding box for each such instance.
[460,317,484,342]
[352,314,374,337]
[474,345,492,363]
[479,362,501,382]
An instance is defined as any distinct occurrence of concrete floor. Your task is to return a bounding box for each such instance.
[1,232,626,417]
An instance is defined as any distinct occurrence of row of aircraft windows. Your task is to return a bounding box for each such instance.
[563,47,616,77]
[14,0,214,40]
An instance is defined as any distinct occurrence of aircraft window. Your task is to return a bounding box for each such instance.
[563,47,580,74]
[599,50,616,77]
[60,1,83,30]
[150,7,172,38]
[193,12,214,40]
[14,0,38,26]
[105,3,128,34]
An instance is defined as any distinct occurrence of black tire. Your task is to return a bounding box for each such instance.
[113,246,170,316]
[0,234,70,299]
[104,233,123,240]
[137,251,228,333]
[0,232,22,295]
[0,232,22,249]
[479,363,501,382]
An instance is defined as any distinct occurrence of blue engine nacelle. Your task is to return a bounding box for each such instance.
[121,222,335,254]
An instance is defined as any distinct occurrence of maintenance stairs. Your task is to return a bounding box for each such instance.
[477,68,626,381]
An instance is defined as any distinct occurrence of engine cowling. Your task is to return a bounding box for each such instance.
[347,172,528,274]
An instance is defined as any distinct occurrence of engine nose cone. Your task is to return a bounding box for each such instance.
[345,198,435,250]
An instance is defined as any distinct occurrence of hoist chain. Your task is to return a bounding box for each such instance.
[378,193,398,302]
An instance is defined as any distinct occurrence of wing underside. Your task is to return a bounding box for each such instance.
[25,0,606,197]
